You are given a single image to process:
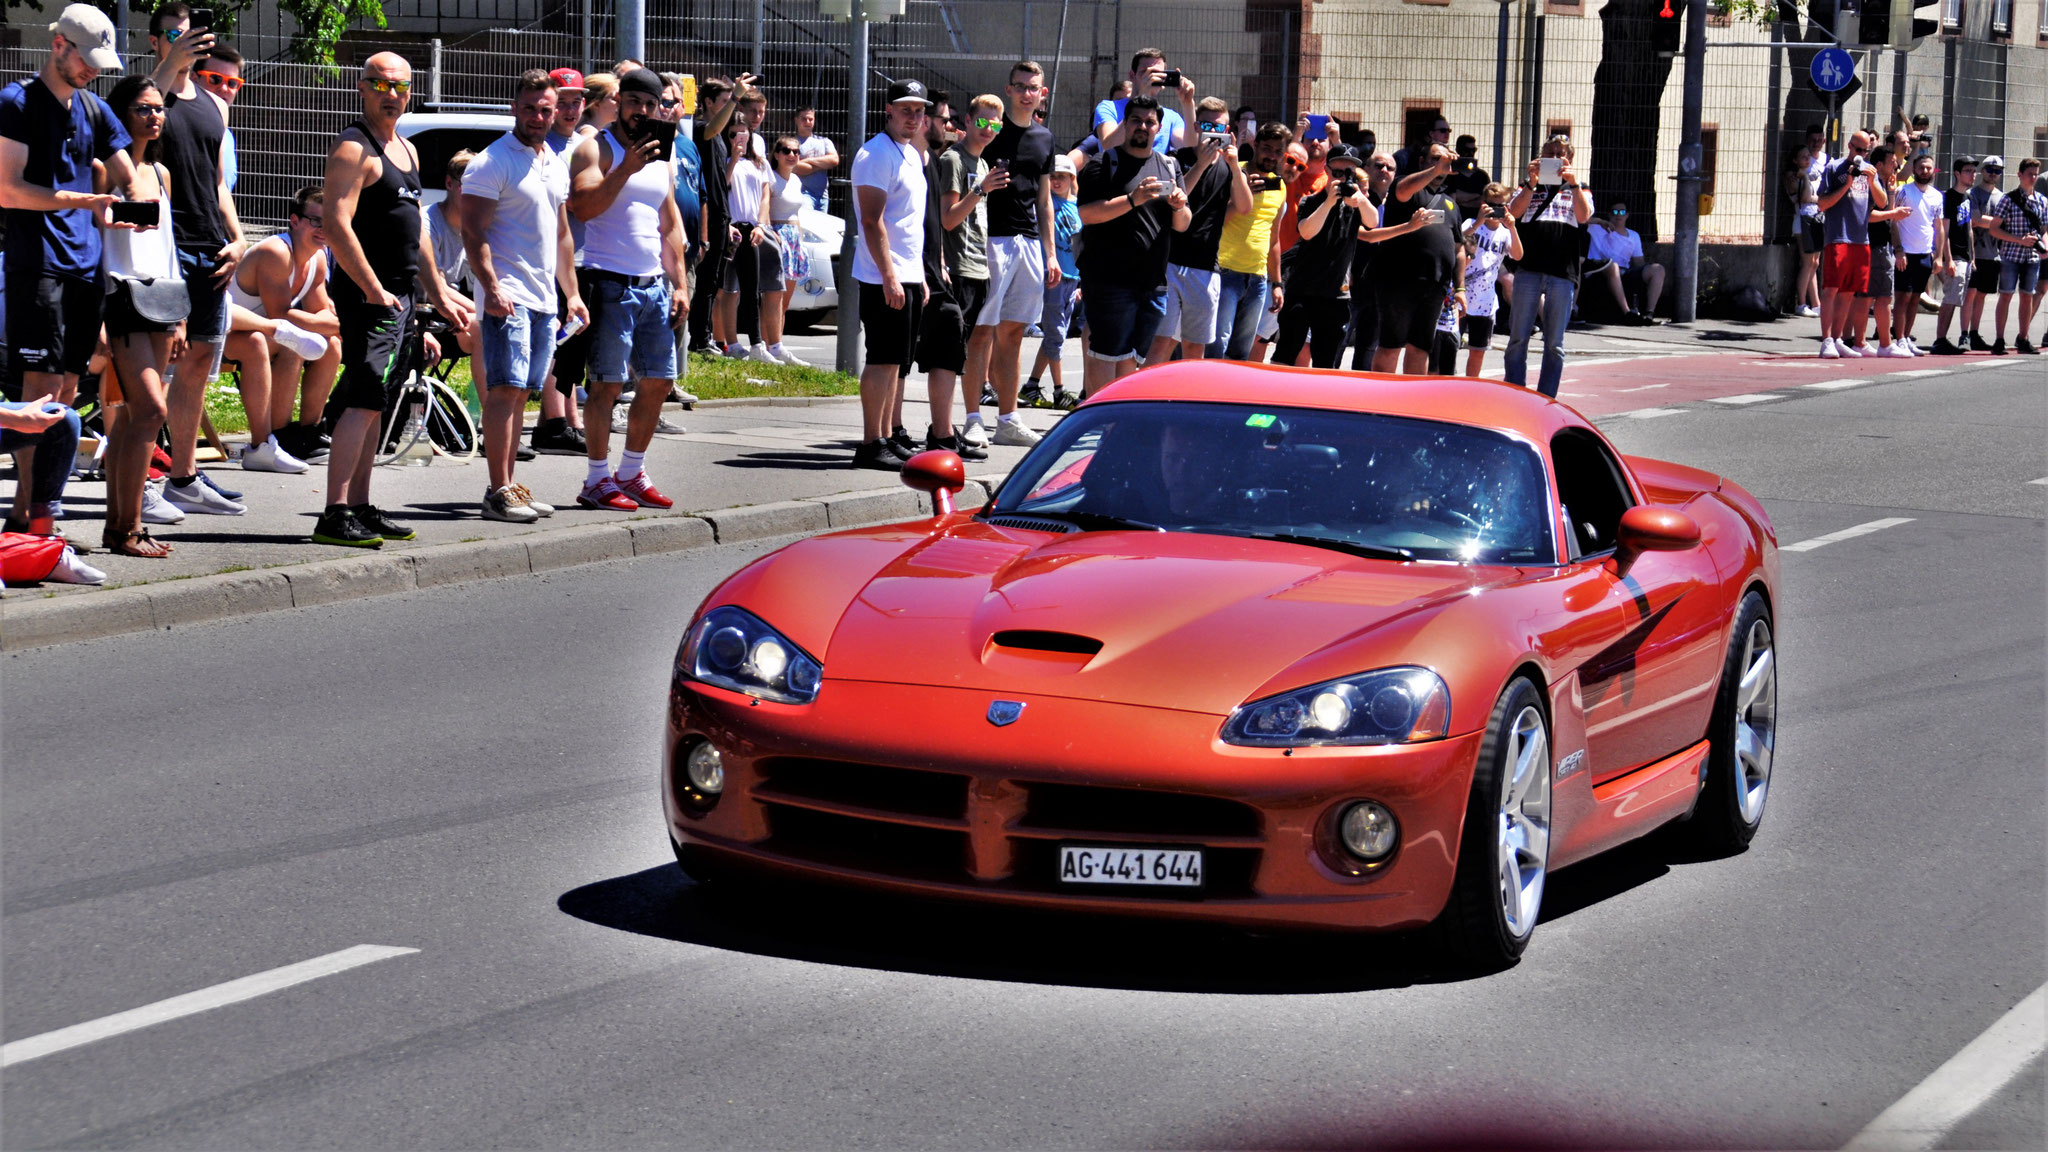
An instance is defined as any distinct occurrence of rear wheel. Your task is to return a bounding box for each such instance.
[1689,591,1776,851]
[1435,677,1552,969]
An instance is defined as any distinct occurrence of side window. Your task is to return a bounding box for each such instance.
[1551,430,1634,558]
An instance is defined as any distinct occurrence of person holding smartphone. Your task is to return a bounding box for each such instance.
[1367,141,1463,375]
[1144,98,1252,368]
[1502,133,1592,396]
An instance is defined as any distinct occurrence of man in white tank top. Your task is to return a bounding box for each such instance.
[566,67,686,513]
[223,186,340,472]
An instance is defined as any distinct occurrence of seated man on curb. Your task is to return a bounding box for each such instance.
[1583,200,1665,324]
[224,185,340,471]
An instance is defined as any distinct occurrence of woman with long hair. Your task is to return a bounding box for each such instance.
[579,73,618,136]
[761,134,811,365]
[96,74,186,557]
[715,118,773,358]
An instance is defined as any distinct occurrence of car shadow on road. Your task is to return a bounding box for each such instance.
[1539,819,1741,925]
[559,863,1478,994]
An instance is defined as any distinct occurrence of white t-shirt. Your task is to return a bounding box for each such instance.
[1799,151,1827,221]
[850,132,927,285]
[1461,219,1513,318]
[1895,181,1942,255]
[461,132,570,312]
[425,199,471,295]
[1588,223,1643,266]
[768,167,808,224]
[728,158,769,225]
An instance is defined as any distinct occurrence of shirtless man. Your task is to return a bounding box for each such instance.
[225,185,339,471]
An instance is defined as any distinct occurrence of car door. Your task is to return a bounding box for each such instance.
[1550,430,1725,784]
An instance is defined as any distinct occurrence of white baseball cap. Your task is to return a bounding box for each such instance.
[50,4,123,73]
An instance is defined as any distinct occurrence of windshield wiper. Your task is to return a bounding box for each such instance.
[1008,509,1166,532]
[1213,530,1413,561]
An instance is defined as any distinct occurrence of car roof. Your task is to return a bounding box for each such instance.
[1087,362,1591,445]
[397,112,514,136]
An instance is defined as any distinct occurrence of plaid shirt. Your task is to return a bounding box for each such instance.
[1994,187,2047,263]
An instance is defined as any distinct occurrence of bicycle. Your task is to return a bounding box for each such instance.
[374,309,478,465]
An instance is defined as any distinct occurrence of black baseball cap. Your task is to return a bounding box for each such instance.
[887,79,933,107]
[1326,143,1362,167]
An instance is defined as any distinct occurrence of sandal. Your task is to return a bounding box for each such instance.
[103,529,172,559]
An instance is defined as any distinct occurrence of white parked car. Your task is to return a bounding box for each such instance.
[786,206,842,330]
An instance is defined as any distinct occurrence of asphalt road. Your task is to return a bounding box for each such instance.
[3,360,2041,1150]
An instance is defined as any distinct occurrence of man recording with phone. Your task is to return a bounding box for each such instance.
[1276,143,1377,368]
[1077,96,1190,392]
[1093,48,1196,152]
[1368,141,1465,375]
[1503,133,1592,396]
[1146,97,1252,366]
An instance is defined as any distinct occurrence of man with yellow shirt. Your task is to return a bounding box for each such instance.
[1211,121,1291,361]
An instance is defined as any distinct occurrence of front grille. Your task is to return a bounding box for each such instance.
[754,757,969,822]
[1017,782,1262,839]
[762,804,971,881]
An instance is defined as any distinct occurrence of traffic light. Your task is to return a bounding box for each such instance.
[1893,0,1940,46]
[1655,0,1685,58]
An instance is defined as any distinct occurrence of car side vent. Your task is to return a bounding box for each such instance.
[991,630,1104,656]
[985,514,1081,534]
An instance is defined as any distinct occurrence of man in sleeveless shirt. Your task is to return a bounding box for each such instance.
[317,52,473,548]
[146,3,250,517]
[567,67,686,513]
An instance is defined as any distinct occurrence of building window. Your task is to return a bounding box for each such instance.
[1943,0,1963,29]
[1699,126,1719,198]
[1990,0,2011,34]
[1546,119,1573,145]
[2040,0,2048,39]
[1546,0,1584,13]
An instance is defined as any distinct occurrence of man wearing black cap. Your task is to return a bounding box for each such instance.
[849,80,932,470]
[1273,143,1376,368]
[1372,142,1465,375]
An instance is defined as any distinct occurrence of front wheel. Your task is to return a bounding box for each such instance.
[1688,591,1776,851]
[1434,677,1552,969]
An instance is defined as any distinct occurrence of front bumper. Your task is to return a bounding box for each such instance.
[664,678,1484,931]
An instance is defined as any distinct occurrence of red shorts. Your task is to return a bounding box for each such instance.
[1822,243,1871,294]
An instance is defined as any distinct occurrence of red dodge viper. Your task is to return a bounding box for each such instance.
[663,364,1780,965]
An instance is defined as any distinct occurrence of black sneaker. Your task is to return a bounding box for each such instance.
[351,504,416,541]
[312,506,382,548]
[979,382,997,407]
[529,417,586,455]
[2017,337,2039,355]
[1969,331,1994,352]
[888,425,919,457]
[1018,381,1049,408]
[851,438,904,470]
[515,443,537,461]
[1990,338,2009,355]
[1930,337,1964,356]
[925,427,989,462]
[1051,387,1079,410]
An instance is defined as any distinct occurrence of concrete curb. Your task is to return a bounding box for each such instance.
[0,480,991,652]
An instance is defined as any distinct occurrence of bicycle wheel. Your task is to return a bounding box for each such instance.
[423,380,478,458]
[375,383,427,465]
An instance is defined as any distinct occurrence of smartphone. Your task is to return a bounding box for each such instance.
[1538,157,1562,185]
[110,200,160,226]
[644,117,678,161]
[991,158,1010,173]
[1487,204,1508,219]
[190,7,215,29]
[1305,113,1330,141]
[1159,68,1182,88]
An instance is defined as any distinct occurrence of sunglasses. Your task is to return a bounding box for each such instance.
[972,116,1002,131]
[1611,207,1628,215]
[659,98,680,109]
[158,26,186,42]
[130,103,167,117]
[363,78,412,96]
[774,146,801,155]
[197,71,242,92]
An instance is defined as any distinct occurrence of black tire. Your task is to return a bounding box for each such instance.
[1434,676,1552,970]
[1688,591,1776,852]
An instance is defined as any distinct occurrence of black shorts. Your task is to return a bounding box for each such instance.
[103,282,181,339]
[1428,328,1460,374]
[553,268,592,391]
[1897,252,1934,296]
[917,277,985,375]
[1463,313,1496,346]
[1969,257,2002,294]
[1375,281,1443,353]
[331,279,418,412]
[859,280,924,368]
[4,267,102,376]
[1797,216,1826,255]
[1859,246,1896,298]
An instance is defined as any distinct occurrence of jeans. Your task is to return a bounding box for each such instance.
[1210,270,1269,360]
[1,402,81,512]
[587,278,680,383]
[1504,269,1576,398]
[478,301,555,392]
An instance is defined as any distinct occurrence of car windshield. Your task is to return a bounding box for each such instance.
[988,401,1553,564]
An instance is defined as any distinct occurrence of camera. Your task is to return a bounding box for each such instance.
[1334,176,1359,197]
[1487,204,1509,219]
[1158,68,1182,89]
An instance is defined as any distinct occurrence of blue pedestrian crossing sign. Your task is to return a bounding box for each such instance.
[1811,48,1855,93]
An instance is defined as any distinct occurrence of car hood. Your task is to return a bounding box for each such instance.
[817,523,1519,716]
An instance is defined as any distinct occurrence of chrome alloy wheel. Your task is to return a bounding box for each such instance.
[1732,617,1777,825]
[1496,705,1551,940]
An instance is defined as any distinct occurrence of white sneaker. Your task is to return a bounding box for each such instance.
[1795,304,1820,318]
[772,344,811,367]
[747,343,781,364]
[668,386,699,404]
[611,408,631,434]
[242,436,310,474]
[272,320,330,361]
[960,419,991,449]
[482,485,541,523]
[1819,339,1841,359]
[161,476,245,516]
[992,419,1042,447]
[141,479,187,524]
[1838,342,1866,358]
[509,483,554,517]
[1880,343,1913,358]
[46,546,106,585]
[1905,338,1927,355]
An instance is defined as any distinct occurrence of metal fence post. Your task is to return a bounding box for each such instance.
[1492,0,1510,180]
[430,38,443,107]
[581,0,593,76]
[753,0,766,79]
[1672,0,1708,324]
[618,0,645,65]
[835,1,869,376]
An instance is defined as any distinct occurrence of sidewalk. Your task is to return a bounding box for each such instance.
[0,309,1960,648]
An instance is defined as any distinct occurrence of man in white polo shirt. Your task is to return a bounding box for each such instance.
[849,79,931,471]
[459,68,584,523]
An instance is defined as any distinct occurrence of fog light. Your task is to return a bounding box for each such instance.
[685,742,725,795]
[1339,801,1398,861]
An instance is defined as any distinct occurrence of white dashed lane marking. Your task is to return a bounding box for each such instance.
[1,945,418,1068]
[1805,378,1873,390]
[1780,517,1916,553]
[1706,393,1785,405]
[1884,369,1949,378]
[1842,982,2047,1151]
[2030,477,2048,486]
[1623,407,1686,419]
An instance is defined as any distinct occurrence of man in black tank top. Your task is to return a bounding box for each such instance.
[315,51,473,548]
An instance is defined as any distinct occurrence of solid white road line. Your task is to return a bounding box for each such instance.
[1624,407,1687,419]
[1780,517,1916,553]
[1,945,417,1068]
[1706,393,1785,404]
[1805,378,1875,390]
[1885,369,1949,378]
[1615,382,1671,393]
[1842,982,2047,1152]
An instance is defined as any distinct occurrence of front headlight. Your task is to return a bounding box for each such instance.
[677,605,824,704]
[1222,667,1450,747]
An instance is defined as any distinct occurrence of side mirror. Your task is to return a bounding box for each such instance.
[900,449,967,516]
[1615,505,1701,567]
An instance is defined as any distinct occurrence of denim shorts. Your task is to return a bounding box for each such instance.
[1160,263,1222,346]
[177,246,231,343]
[1082,280,1167,362]
[587,276,679,384]
[479,301,555,392]
[1998,259,2042,295]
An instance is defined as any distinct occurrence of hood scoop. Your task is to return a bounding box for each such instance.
[982,629,1104,674]
[984,514,1082,534]
[991,630,1104,656]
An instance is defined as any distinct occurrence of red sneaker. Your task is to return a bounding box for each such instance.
[577,477,638,511]
[616,472,673,509]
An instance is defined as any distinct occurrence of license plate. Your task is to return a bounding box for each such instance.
[1058,845,1203,888]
